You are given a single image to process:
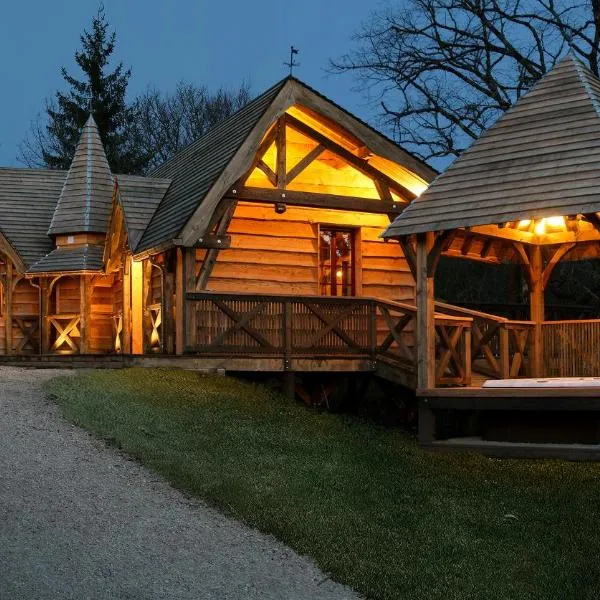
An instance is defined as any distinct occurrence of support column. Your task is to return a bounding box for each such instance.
[175,248,185,355]
[163,259,175,355]
[416,233,435,389]
[79,276,91,354]
[131,259,144,355]
[122,257,132,354]
[5,262,13,355]
[40,278,50,354]
[184,248,197,352]
[529,245,544,377]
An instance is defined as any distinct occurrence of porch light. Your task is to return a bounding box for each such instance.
[336,269,343,279]
[533,216,566,235]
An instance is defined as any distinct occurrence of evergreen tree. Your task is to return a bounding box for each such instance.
[21,7,147,173]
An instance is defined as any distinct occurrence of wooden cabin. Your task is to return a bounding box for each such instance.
[0,77,436,392]
[383,54,600,458]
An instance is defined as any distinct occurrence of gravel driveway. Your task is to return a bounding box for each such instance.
[0,367,358,600]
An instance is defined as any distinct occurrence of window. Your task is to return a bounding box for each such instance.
[319,228,355,296]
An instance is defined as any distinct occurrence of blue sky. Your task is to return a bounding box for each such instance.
[0,0,385,167]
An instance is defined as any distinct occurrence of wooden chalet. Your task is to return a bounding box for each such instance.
[0,77,438,394]
[383,54,600,458]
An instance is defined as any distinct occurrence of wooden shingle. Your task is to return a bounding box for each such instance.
[383,54,600,238]
[48,115,114,236]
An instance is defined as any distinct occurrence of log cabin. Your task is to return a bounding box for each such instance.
[0,76,436,395]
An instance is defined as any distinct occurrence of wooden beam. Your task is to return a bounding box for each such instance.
[398,237,417,281]
[529,245,544,377]
[196,202,237,291]
[284,113,415,202]
[131,259,144,355]
[512,242,533,282]
[241,124,278,185]
[276,118,286,188]
[5,262,12,355]
[256,160,277,187]
[184,248,197,349]
[175,248,185,355]
[193,234,231,249]
[227,186,403,215]
[416,233,435,389]
[542,243,576,290]
[427,231,455,276]
[285,144,325,184]
[460,235,475,256]
[122,256,132,354]
[79,276,91,354]
[480,238,494,259]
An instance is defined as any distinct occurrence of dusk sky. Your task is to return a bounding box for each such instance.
[0,0,386,168]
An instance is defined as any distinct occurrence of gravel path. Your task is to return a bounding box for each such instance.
[0,367,359,600]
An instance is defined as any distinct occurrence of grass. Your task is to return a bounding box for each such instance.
[46,368,600,600]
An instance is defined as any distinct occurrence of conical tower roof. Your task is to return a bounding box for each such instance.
[48,115,114,236]
[384,54,600,237]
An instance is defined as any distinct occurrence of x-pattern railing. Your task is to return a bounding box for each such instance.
[186,292,473,387]
[47,313,81,353]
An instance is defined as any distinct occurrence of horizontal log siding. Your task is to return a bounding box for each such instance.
[199,201,414,303]
[11,278,40,353]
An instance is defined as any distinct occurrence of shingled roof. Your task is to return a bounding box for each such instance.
[0,168,170,269]
[48,115,114,236]
[140,76,435,252]
[383,54,600,238]
[28,244,105,274]
[139,78,289,252]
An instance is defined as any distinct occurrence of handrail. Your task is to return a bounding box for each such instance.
[185,291,473,387]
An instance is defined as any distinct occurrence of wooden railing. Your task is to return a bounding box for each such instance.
[435,302,534,379]
[47,313,81,353]
[186,292,473,387]
[543,320,600,377]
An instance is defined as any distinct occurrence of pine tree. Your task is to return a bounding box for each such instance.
[39,7,147,173]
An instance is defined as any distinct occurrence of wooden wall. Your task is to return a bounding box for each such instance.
[90,274,117,353]
[197,201,414,302]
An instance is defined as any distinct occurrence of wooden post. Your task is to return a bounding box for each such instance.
[142,259,153,353]
[163,264,175,355]
[79,276,91,354]
[5,261,13,355]
[40,278,50,354]
[184,248,197,351]
[131,259,144,355]
[529,245,544,377]
[122,257,132,354]
[499,326,510,379]
[175,248,185,355]
[418,400,436,443]
[416,233,435,389]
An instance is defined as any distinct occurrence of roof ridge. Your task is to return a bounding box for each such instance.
[570,54,600,119]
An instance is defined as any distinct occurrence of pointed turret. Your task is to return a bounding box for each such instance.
[48,115,114,236]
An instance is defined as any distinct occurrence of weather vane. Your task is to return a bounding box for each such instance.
[284,46,300,76]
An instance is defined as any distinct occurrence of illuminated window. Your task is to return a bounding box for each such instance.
[319,228,355,297]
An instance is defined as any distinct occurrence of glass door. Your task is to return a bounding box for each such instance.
[319,228,355,296]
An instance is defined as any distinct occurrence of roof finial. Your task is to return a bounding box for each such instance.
[284,46,300,76]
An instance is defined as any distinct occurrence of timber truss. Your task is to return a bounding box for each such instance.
[224,112,416,215]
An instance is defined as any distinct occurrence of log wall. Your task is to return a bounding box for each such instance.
[197,201,414,303]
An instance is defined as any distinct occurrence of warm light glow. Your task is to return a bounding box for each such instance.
[517,219,531,229]
[530,216,566,236]
[534,219,546,235]
[546,216,566,228]
[336,269,343,279]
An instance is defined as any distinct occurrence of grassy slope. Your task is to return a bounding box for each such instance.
[47,368,600,600]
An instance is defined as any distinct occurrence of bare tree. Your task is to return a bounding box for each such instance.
[332,0,600,163]
[131,81,251,172]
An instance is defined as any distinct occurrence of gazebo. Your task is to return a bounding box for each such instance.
[383,54,600,456]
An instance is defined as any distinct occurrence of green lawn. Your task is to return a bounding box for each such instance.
[47,368,600,600]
